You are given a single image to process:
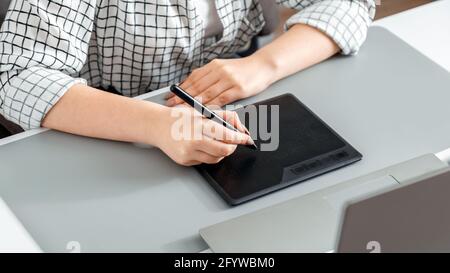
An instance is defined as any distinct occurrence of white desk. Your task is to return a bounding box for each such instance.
[373,0,450,164]
[1,0,450,252]
[373,0,450,72]
[0,199,40,252]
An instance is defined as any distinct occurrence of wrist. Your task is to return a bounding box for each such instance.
[139,102,171,147]
[249,50,281,87]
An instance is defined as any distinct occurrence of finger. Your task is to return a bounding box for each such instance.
[202,119,252,145]
[193,150,224,165]
[187,71,221,97]
[165,92,175,100]
[181,67,212,89]
[166,94,184,107]
[175,158,201,166]
[217,110,247,134]
[168,73,219,107]
[194,136,237,157]
[184,160,202,166]
[166,67,211,106]
[176,75,218,105]
[196,80,233,106]
[217,111,255,145]
[208,88,242,107]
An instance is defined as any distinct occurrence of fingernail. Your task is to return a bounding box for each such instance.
[246,137,258,150]
[248,137,256,146]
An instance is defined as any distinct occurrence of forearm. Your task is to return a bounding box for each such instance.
[42,84,166,146]
[250,24,340,85]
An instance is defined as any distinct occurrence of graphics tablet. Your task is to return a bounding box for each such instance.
[196,94,362,205]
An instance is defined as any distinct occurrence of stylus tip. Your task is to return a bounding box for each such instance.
[247,141,258,150]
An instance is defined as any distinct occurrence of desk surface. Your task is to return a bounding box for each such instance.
[1,27,450,252]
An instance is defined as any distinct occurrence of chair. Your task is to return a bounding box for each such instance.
[259,0,280,36]
[239,0,280,57]
[0,0,10,26]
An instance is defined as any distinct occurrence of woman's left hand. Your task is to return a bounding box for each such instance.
[166,56,276,107]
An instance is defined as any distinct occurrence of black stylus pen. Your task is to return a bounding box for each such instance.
[170,84,257,150]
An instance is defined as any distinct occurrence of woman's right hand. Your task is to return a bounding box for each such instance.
[153,105,253,166]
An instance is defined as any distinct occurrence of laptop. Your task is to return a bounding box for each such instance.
[336,168,450,253]
[199,154,449,252]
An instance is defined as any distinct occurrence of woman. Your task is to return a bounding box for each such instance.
[0,0,375,165]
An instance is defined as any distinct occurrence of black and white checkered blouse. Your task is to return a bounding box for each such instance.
[0,0,375,130]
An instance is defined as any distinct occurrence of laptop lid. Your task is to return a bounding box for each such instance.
[337,168,450,253]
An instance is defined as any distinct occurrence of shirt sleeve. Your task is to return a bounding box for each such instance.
[0,0,96,130]
[276,0,376,55]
